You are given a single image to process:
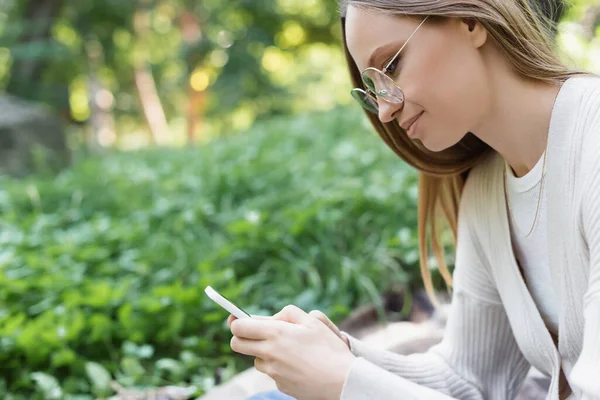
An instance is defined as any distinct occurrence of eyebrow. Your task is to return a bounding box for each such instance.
[367,40,406,69]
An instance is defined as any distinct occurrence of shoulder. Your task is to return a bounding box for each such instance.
[561,75,600,143]
[578,76,600,149]
[546,76,600,201]
[567,74,600,101]
[565,76,600,189]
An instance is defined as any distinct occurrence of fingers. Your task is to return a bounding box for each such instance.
[229,317,284,360]
[308,310,350,348]
[230,335,269,359]
[273,305,312,325]
[227,314,236,328]
[308,309,330,325]
[309,309,339,332]
[228,314,272,328]
[254,357,268,375]
[231,318,287,340]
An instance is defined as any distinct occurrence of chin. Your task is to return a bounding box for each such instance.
[418,132,463,153]
[418,138,449,153]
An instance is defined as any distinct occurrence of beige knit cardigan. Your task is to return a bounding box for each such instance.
[340,76,600,400]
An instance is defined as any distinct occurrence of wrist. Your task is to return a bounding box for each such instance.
[333,353,356,400]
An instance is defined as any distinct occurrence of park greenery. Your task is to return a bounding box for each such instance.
[0,108,427,398]
[0,0,599,398]
[1,0,598,146]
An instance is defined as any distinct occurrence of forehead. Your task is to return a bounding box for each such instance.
[345,6,419,71]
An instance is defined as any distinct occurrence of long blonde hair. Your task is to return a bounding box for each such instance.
[339,0,587,304]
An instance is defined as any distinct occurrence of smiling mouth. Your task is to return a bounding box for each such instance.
[405,112,423,137]
[400,111,424,131]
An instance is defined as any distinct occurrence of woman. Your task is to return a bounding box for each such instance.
[227,0,600,399]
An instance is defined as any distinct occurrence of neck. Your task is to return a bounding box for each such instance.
[470,62,561,178]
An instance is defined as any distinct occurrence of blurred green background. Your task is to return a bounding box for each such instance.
[0,0,599,398]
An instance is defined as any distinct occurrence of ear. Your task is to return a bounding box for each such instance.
[462,18,487,49]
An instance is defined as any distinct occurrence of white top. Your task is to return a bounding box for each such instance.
[505,152,559,332]
[340,75,600,400]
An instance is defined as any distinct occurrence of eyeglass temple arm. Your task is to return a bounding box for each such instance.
[383,15,429,71]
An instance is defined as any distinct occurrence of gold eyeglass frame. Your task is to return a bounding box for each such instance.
[350,15,429,113]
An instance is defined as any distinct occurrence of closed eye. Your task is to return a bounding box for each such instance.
[383,57,401,75]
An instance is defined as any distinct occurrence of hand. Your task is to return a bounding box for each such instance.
[303,310,351,350]
[227,310,350,350]
[228,305,356,400]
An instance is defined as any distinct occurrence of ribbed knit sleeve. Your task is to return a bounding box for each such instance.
[339,171,531,400]
[571,105,600,399]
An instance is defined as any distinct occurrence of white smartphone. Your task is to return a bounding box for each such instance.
[204,286,251,319]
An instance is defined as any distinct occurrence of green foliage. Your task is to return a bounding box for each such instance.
[1,0,599,140]
[0,108,433,397]
[0,0,349,135]
[557,1,600,72]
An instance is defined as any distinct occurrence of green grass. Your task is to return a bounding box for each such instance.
[0,107,429,399]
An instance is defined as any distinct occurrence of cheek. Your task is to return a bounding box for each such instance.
[418,47,488,133]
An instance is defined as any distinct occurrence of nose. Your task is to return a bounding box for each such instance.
[377,98,404,124]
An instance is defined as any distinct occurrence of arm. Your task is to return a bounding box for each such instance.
[339,174,531,400]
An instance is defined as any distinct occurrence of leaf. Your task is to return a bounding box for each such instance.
[137,344,154,359]
[31,372,63,399]
[51,348,77,368]
[84,362,112,392]
[155,358,184,378]
[121,357,145,378]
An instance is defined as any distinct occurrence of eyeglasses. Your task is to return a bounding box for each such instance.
[351,16,429,114]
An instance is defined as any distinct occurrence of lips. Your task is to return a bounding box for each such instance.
[406,113,423,138]
[400,111,424,131]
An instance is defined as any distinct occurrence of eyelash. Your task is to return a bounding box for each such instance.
[383,57,401,75]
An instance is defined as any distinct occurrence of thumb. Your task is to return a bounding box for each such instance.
[308,310,350,349]
[308,310,338,332]
[273,305,311,325]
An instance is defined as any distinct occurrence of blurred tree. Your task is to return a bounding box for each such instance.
[178,1,211,144]
[132,2,170,145]
[86,39,117,149]
[0,0,598,146]
[581,5,600,40]
[2,0,345,141]
[5,0,68,113]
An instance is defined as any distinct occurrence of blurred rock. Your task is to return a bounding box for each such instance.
[108,381,197,400]
[337,289,448,339]
[0,95,70,177]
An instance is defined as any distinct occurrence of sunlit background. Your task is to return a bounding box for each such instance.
[1,0,597,149]
[0,0,599,399]
[1,0,352,149]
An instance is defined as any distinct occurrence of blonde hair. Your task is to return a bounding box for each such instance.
[339,0,588,304]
